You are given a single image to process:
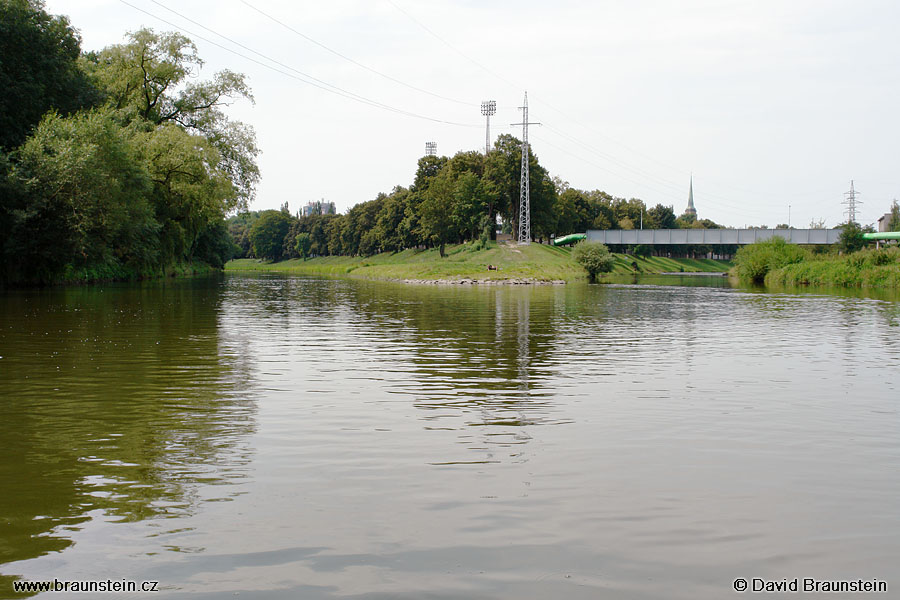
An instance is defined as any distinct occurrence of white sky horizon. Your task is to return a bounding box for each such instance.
[45,0,900,229]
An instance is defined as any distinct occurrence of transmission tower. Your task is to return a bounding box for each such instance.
[511,92,540,244]
[481,100,496,154]
[425,141,437,156]
[843,180,862,223]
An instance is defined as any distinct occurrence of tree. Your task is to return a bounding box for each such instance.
[0,0,100,150]
[888,200,900,232]
[452,171,488,241]
[837,221,871,254]
[226,211,260,258]
[373,187,410,253]
[809,218,826,229]
[646,204,676,229]
[418,169,455,257]
[250,210,292,261]
[572,241,615,282]
[294,232,311,260]
[11,109,157,281]
[90,28,259,211]
[483,134,555,242]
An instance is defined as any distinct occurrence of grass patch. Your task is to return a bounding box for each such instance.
[227,242,732,282]
[764,246,900,288]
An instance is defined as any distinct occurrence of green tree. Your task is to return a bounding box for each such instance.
[294,232,311,260]
[0,0,100,150]
[837,221,872,254]
[646,204,676,229]
[12,109,157,282]
[484,134,556,242]
[888,200,900,232]
[418,168,455,257]
[373,187,409,253]
[250,210,293,261]
[90,28,259,211]
[572,241,615,282]
[452,171,488,240]
[226,211,260,258]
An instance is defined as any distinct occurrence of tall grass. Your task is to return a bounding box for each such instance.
[764,246,900,288]
[733,238,809,284]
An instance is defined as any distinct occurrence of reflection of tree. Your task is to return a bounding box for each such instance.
[0,279,256,575]
[297,282,571,464]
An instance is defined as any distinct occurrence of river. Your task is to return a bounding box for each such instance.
[1,275,898,599]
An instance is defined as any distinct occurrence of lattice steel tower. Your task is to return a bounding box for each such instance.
[481,100,496,155]
[843,180,861,223]
[425,141,437,156]
[511,93,539,244]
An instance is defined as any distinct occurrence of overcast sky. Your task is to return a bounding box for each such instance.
[45,0,900,229]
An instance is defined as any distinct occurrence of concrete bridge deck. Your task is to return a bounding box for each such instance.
[585,228,840,245]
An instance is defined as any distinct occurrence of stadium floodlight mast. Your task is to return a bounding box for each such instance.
[425,141,437,156]
[481,100,496,154]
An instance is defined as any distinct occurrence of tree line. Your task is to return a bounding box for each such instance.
[231,135,732,262]
[0,0,258,285]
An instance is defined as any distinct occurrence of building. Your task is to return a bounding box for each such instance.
[301,200,336,217]
[683,176,697,220]
[878,212,892,232]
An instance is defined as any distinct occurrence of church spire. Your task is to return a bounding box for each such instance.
[684,175,697,219]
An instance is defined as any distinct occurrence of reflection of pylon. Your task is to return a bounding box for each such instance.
[843,180,862,223]
[511,92,540,244]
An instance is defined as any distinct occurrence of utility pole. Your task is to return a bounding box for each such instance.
[425,141,437,157]
[843,180,861,223]
[481,100,496,155]
[511,92,540,245]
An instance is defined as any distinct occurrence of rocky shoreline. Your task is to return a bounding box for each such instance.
[400,278,567,286]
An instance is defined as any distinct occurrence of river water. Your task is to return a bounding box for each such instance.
[1,275,898,599]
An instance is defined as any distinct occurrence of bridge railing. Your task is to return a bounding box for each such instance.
[584,229,841,245]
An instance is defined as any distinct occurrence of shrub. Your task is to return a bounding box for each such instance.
[733,238,809,284]
[572,241,615,282]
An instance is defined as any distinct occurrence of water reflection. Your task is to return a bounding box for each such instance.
[2,274,899,599]
[0,279,256,580]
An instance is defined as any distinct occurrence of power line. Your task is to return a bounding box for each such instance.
[386,0,521,93]
[384,1,798,208]
[529,131,772,221]
[120,0,479,128]
[239,0,476,107]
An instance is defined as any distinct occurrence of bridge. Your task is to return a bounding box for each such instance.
[585,228,841,246]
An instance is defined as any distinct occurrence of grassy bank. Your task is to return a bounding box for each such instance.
[733,239,900,289]
[226,242,731,282]
[764,247,900,288]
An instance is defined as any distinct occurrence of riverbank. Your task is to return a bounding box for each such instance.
[763,247,900,288]
[732,239,900,289]
[226,242,732,282]
[3,261,220,288]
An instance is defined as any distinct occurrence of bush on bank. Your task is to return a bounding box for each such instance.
[572,241,615,282]
[764,246,900,288]
[732,238,809,284]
